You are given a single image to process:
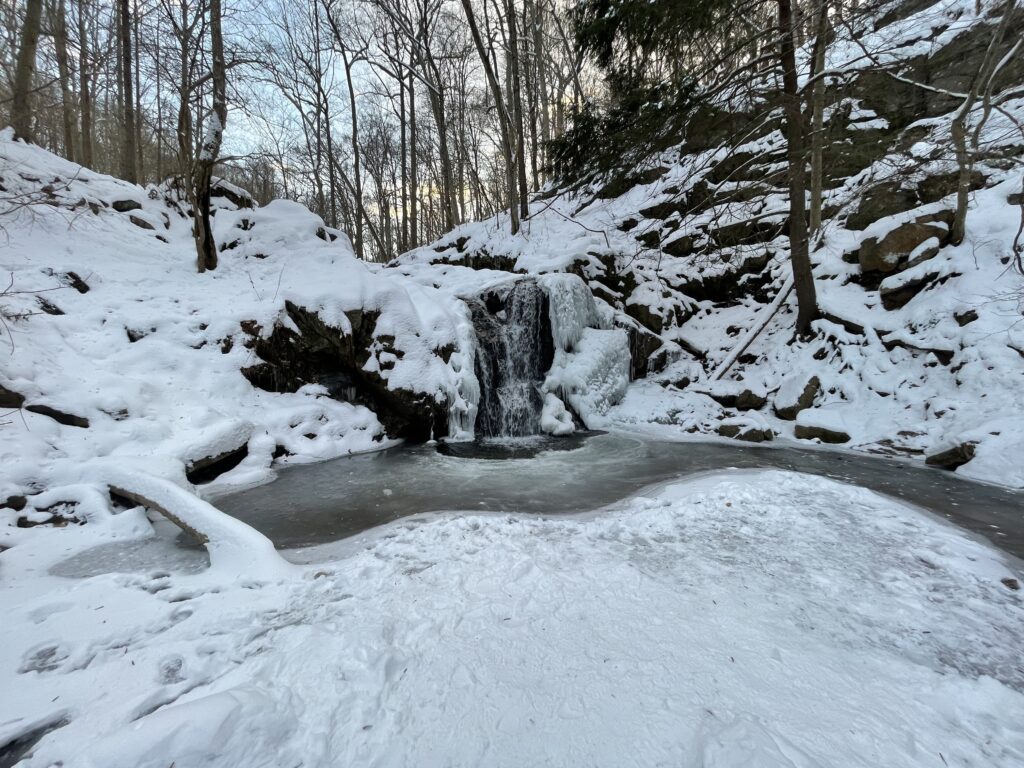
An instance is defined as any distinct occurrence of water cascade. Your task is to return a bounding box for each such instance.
[467,280,554,437]
[464,274,632,439]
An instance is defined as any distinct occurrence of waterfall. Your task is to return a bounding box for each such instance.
[468,280,553,437]
[465,274,631,439]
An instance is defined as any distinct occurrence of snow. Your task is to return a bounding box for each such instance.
[388,0,1024,485]
[0,135,477,502]
[545,327,631,429]
[537,272,607,351]
[3,470,1022,766]
[539,392,575,435]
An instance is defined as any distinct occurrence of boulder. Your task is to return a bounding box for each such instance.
[186,444,249,484]
[857,214,951,275]
[879,270,943,310]
[953,309,978,326]
[702,382,768,410]
[129,215,155,230]
[0,384,26,409]
[773,375,820,420]
[112,199,142,212]
[794,423,851,444]
[717,423,773,442]
[925,441,976,470]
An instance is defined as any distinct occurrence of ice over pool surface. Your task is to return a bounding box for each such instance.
[4,470,1023,767]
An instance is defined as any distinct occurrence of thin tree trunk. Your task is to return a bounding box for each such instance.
[399,57,408,253]
[193,0,227,273]
[505,0,529,218]
[459,0,519,233]
[10,0,44,141]
[133,1,143,180]
[78,0,93,165]
[342,47,365,259]
[949,0,1016,245]
[808,0,828,234]
[52,0,77,162]
[119,0,138,182]
[409,66,418,247]
[778,0,818,335]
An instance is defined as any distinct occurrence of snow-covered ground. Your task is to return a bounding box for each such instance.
[0,131,477,505]
[3,470,1022,767]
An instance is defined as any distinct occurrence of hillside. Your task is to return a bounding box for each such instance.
[0,131,479,507]
[393,0,1024,487]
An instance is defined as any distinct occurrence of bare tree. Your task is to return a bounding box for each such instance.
[10,0,44,140]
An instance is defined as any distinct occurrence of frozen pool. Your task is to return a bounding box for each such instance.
[213,432,1024,556]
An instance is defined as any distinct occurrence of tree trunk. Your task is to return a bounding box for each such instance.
[459,0,519,233]
[51,0,77,161]
[409,66,418,247]
[808,0,829,234]
[133,1,144,180]
[342,48,365,259]
[78,0,93,166]
[778,0,818,335]
[193,0,227,273]
[399,58,408,253]
[10,0,44,141]
[505,0,529,219]
[119,0,137,183]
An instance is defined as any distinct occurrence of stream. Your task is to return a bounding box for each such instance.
[215,432,1024,556]
[51,432,1024,578]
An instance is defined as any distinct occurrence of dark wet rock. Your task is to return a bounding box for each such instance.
[211,179,255,209]
[62,271,90,293]
[925,441,976,470]
[241,301,447,441]
[1009,191,1023,206]
[717,423,773,442]
[857,214,951,274]
[112,199,142,212]
[794,423,851,444]
[879,335,955,365]
[0,716,69,768]
[879,269,947,310]
[917,171,986,204]
[846,183,918,231]
[186,444,249,484]
[25,404,90,428]
[705,387,767,411]
[1,495,27,511]
[0,384,26,409]
[129,214,155,230]
[36,297,64,315]
[773,375,820,420]
[619,317,666,379]
[954,309,979,326]
[1001,578,1020,591]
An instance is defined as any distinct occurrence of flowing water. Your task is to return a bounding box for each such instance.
[468,280,552,437]
[211,432,1024,557]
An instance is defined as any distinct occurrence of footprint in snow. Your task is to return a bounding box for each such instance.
[697,715,822,768]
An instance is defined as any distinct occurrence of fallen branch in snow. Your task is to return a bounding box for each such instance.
[101,467,293,579]
[712,275,794,381]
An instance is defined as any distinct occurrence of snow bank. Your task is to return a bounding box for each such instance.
[0,136,477,502]
[3,470,1022,766]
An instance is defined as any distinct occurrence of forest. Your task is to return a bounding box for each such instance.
[2,0,1024,765]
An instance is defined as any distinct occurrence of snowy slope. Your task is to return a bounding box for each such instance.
[2,470,1022,767]
[392,0,1024,486]
[0,132,477,504]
